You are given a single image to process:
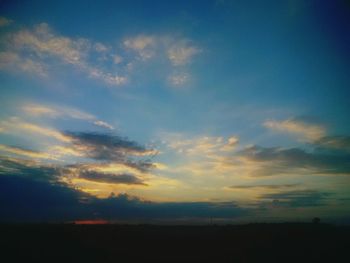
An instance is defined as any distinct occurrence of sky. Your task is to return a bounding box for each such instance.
[0,0,350,224]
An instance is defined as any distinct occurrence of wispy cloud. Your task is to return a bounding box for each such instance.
[92,120,114,130]
[0,51,47,77]
[0,144,57,160]
[124,35,156,60]
[165,133,239,157]
[0,117,71,142]
[22,103,115,130]
[264,118,326,141]
[123,34,201,87]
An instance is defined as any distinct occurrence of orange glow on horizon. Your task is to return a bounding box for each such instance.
[74,220,109,225]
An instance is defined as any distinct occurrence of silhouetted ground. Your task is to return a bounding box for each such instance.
[0,223,349,262]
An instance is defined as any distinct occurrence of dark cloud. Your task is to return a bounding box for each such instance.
[0,176,247,223]
[0,158,92,222]
[260,190,332,208]
[79,170,146,185]
[0,175,94,222]
[0,156,60,182]
[229,184,300,189]
[0,155,246,222]
[64,132,156,172]
[237,144,350,176]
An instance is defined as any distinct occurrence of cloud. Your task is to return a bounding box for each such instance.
[113,54,123,64]
[0,144,57,160]
[264,118,326,141]
[12,23,87,64]
[168,72,190,86]
[2,23,127,86]
[0,175,90,222]
[0,157,247,222]
[94,42,109,52]
[259,118,350,176]
[236,144,350,176]
[122,34,201,86]
[0,51,47,77]
[1,22,202,88]
[229,184,300,190]
[78,170,146,185]
[124,35,155,50]
[65,131,157,157]
[0,17,13,27]
[165,133,239,157]
[22,104,59,117]
[221,136,239,151]
[93,120,115,130]
[167,40,201,66]
[0,118,156,174]
[23,103,115,130]
[0,175,247,222]
[0,117,71,142]
[123,35,155,60]
[0,122,161,198]
[0,156,59,182]
[63,132,157,171]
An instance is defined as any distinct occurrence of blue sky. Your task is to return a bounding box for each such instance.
[0,0,350,223]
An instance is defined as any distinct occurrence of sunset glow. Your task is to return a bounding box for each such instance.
[0,0,349,224]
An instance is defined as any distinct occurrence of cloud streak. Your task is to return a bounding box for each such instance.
[0,118,71,142]
[264,119,326,141]
[0,144,57,160]
[229,184,300,190]
[23,103,115,130]
[78,170,146,185]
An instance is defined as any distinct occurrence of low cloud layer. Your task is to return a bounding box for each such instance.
[0,159,246,222]
[259,190,333,208]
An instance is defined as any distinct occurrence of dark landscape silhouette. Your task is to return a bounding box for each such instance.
[1,222,349,262]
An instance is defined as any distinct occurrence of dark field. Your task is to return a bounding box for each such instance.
[1,223,349,262]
